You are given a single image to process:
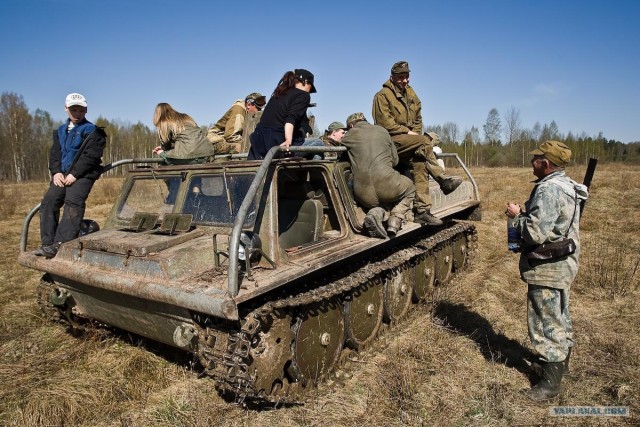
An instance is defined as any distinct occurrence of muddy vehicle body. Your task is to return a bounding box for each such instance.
[19,144,481,401]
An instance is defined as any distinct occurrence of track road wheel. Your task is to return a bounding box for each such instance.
[452,233,468,272]
[248,311,294,396]
[289,299,345,386]
[383,265,414,323]
[413,255,436,302]
[433,242,453,286]
[344,281,383,349]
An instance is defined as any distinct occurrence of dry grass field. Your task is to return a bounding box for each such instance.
[0,164,638,426]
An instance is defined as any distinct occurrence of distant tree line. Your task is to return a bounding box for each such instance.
[1,92,638,183]
[429,107,640,168]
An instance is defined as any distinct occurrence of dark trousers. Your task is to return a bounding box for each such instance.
[40,177,95,245]
[248,125,303,160]
[249,125,284,160]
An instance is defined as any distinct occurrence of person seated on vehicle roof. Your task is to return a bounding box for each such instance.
[373,61,462,226]
[206,92,266,154]
[248,69,316,160]
[340,112,416,239]
[152,103,216,165]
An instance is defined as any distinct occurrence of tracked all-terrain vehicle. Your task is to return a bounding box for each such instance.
[18,144,480,401]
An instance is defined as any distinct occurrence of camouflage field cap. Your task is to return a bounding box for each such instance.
[346,112,367,127]
[391,61,410,74]
[245,92,267,107]
[530,140,571,167]
[426,131,440,145]
[327,121,347,132]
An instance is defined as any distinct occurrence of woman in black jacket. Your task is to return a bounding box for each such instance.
[248,69,316,160]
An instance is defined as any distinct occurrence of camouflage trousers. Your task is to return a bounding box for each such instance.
[527,284,573,363]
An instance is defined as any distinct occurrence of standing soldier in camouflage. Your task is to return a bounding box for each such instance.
[372,61,462,226]
[207,93,266,153]
[341,113,415,238]
[505,140,589,401]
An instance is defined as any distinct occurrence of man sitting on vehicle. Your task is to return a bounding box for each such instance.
[207,92,266,153]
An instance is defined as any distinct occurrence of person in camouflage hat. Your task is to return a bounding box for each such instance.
[505,140,589,401]
[298,120,348,160]
[322,121,347,146]
[372,61,462,226]
[341,113,415,238]
[206,92,266,154]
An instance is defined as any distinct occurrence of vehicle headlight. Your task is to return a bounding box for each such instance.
[239,231,262,266]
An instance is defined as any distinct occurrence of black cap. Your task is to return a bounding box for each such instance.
[294,68,317,93]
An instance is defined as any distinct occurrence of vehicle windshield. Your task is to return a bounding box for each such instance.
[117,175,180,221]
[117,172,257,228]
[183,173,256,226]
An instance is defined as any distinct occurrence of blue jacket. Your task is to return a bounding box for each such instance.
[49,119,106,180]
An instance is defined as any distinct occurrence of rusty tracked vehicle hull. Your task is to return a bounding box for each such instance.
[19,146,481,401]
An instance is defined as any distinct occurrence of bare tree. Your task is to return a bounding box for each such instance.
[441,121,459,145]
[531,121,542,143]
[0,92,32,182]
[503,106,521,146]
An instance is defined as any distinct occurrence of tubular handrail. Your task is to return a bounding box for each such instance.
[437,153,481,201]
[227,145,347,297]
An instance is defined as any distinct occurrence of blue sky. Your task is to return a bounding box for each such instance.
[2,0,639,143]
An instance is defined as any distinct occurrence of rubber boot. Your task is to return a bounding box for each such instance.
[414,210,443,226]
[524,361,564,401]
[439,176,462,195]
[387,216,403,237]
[531,347,572,378]
[364,207,388,239]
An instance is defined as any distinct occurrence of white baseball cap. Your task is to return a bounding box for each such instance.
[65,93,87,108]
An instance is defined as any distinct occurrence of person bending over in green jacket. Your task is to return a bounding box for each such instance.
[152,103,216,165]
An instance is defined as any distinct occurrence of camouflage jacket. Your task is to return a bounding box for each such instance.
[207,100,245,143]
[514,171,589,289]
[320,134,338,146]
[372,80,423,136]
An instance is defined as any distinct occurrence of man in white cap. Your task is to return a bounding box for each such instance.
[36,93,106,258]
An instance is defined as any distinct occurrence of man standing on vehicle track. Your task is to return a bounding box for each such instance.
[373,60,462,226]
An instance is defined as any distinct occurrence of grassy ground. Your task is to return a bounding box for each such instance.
[0,164,638,426]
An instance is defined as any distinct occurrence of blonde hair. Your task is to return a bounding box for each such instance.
[153,103,197,143]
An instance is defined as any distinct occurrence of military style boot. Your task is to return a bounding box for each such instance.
[364,207,388,239]
[439,176,463,195]
[386,216,403,237]
[524,361,564,401]
[414,210,443,226]
[531,347,572,378]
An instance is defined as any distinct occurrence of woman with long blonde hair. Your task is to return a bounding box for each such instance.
[152,103,215,164]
